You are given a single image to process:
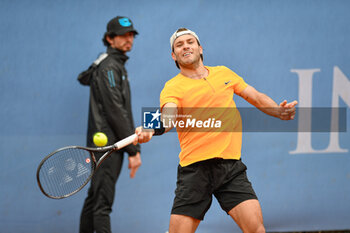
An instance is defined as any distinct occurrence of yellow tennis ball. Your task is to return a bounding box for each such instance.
[93,132,108,147]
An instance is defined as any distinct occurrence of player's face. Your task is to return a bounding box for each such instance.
[108,32,134,53]
[172,34,203,68]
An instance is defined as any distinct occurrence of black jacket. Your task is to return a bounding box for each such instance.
[78,47,140,156]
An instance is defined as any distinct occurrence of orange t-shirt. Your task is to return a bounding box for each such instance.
[160,66,248,166]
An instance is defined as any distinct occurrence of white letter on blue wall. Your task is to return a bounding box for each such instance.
[290,67,348,154]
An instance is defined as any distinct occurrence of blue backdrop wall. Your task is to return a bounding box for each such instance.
[0,0,349,232]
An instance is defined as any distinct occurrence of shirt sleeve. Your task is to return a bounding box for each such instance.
[224,66,248,94]
[159,81,182,109]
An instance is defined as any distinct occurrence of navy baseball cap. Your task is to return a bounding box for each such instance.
[106,16,138,35]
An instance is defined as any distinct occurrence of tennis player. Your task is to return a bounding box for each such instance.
[135,28,297,233]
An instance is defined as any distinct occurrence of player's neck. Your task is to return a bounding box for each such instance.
[180,63,208,80]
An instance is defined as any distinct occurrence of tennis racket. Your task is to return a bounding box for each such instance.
[36,134,137,199]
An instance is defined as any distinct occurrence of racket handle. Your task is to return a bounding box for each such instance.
[114,134,137,150]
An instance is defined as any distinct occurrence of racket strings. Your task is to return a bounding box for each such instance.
[38,148,93,198]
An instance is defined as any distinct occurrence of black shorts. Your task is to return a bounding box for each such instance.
[171,158,257,220]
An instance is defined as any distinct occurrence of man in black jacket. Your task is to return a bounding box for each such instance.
[78,16,141,233]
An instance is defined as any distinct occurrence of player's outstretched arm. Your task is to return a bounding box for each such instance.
[133,102,178,144]
[238,85,298,120]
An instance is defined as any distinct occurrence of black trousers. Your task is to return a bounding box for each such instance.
[79,150,124,233]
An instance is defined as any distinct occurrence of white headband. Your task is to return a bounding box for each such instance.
[170,29,200,50]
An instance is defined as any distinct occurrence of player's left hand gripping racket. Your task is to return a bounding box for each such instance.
[36,134,137,199]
